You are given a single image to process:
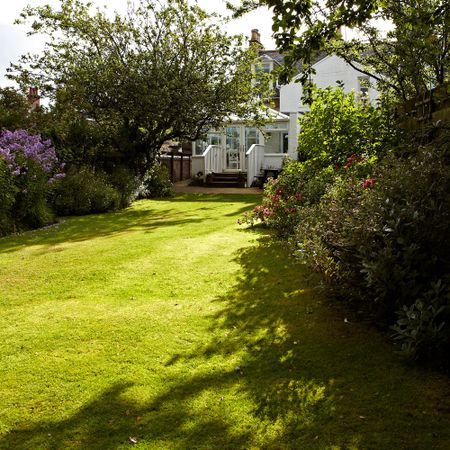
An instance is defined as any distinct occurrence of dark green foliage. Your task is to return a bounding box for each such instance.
[138,163,173,199]
[108,166,141,209]
[12,159,55,229]
[52,167,121,216]
[0,158,17,235]
[0,87,31,131]
[392,281,449,360]
[294,136,450,360]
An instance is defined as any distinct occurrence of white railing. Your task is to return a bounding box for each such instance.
[239,148,247,172]
[191,144,223,181]
[246,144,265,188]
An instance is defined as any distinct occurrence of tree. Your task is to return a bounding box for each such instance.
[333,0,450,100]
[231,0,450,101]
[230,0,380,83]
[10,0,265,175]
[0,87,33,130]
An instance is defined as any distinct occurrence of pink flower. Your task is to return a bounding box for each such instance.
[346,154,357,168]
[294,192,302,201]
[362,178,376,189]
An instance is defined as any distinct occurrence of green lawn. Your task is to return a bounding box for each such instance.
[0,194,449,450]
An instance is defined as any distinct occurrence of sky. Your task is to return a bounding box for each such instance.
[0,0,276,88]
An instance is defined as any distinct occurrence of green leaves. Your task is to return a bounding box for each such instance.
[297,86,388,169]
[10,0,264,175]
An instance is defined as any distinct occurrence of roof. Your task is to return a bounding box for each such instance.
[258,49,328,75]
[227,107,289,123]
[259,50,285,67]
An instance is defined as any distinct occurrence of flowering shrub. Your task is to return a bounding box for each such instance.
[241,152,376,236]
[240,176,304,236]
[0,129,64,233]
[294,138,450,360]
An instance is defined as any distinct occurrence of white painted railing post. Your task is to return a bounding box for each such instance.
[245,144,264,188]
[198,145,222,181]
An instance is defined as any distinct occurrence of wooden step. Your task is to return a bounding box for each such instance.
[206,172,246,188]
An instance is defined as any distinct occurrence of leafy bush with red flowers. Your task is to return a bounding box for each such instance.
[241,85,449,362]
[294,136,450,361]
[240,175,304,235]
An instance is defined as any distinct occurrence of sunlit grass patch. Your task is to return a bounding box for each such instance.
[0,194,449,449]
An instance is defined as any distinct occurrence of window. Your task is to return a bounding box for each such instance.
[245,127,259,150]
[358,76,370,97]
[195,131,222,155]
[264,130,288,154]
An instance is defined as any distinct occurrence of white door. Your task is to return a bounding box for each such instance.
[225,126,259,171]
[225,126,241,170]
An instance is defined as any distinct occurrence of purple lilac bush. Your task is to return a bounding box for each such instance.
[0,129,65,233]
[0,129,64,178]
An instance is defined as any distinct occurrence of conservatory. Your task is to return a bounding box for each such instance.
[191,108,298,187]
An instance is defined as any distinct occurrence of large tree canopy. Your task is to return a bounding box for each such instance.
[10,0,264,174]
[231,0,450,100]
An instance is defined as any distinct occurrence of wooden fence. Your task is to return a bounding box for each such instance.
[160,152,191,183]
[396,82,450,129]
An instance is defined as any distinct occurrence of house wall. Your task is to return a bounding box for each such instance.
[280,55,379,114]
[287,113,299,157]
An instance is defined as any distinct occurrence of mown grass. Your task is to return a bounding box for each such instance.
[0,193,449,450]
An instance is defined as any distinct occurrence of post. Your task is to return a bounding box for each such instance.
[180,152,183,181]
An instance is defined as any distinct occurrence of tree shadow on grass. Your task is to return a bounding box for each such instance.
[0,382,136,450]
[0,207,202,254]
[154,233,450,448]
[0,195,259,255]
[1,232,449,449]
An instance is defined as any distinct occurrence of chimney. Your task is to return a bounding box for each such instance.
[249,29,263,48]
[28,87,40,110]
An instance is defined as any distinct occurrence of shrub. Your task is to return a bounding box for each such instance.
[392,281,449,360]
[0,129,64,233]
[138,162,173,199]
[52,167,120,215]
[0,157,16,234]
[242,87,388,236]
[297,86,393,169]
[108,165,141,208]
[240,174,304,236]
[294,136,450,359]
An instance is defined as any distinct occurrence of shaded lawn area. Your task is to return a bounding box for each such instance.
[0,193,449,449]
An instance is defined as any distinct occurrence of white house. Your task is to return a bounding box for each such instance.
[191,30,378,187]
